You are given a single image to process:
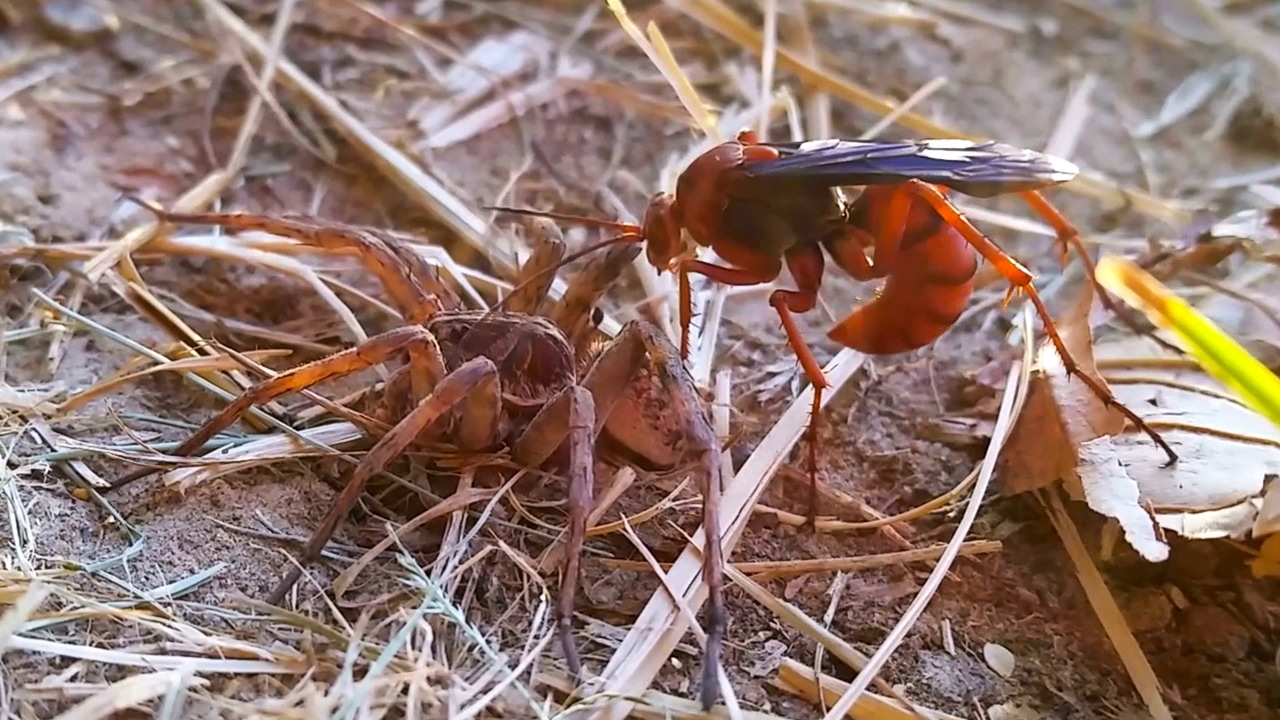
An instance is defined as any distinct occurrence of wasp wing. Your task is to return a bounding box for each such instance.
[740,139,1079,198]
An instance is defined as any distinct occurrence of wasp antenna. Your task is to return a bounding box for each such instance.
[556,233,640,268]
[483,205,640,233]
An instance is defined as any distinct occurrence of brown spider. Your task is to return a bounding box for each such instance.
[111,203,727,709]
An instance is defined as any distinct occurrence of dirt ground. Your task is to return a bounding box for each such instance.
[3,1,1280,719]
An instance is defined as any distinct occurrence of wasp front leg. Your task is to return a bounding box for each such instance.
[681,249,830,528]
[676,255,780,360]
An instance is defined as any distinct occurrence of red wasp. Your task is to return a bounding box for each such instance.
[491,129,1178,523]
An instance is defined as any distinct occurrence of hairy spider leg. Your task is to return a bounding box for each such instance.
[138,206,448,324]
[269,356,499,603]
[107,322,502,603]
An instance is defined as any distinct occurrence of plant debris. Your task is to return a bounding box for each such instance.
[5,0,1280,719]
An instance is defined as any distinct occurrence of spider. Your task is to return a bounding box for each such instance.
[111,203,728,709]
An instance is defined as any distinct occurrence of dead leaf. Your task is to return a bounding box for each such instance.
[1037,282,1127,442]
[1000,280,1129,491]
[1253,475,1280,536]
[1073,437,1169,562]
[1002,278,1280,555]
[1249,534,1280,578]
[999,373,1076,494]
[1000,282,1162,561]
[1099,335,1280,539]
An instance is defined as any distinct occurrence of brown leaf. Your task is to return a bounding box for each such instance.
[1000,281,1169,561]
[999,373,1075,494]
[1003,273,1280,558]
[1000,279,1121,494]
[1038,279,1127,444]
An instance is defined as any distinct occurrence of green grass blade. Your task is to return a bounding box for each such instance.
[1095,256,1280,428]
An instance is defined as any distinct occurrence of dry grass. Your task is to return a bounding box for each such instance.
[3,1,1280,719]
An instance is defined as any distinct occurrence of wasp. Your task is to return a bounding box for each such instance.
[491,129,1178,527]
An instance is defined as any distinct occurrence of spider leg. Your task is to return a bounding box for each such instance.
[267,356,499,603]
[549,244,642,350]
[110,326,448,491]
[512,322,648,468]
[140,206,448,324]
[558,386,596,682]
[507,218,567,316]
[510,322,650,684]
[629,322,726,710]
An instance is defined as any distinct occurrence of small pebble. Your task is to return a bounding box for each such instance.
[1014,587,1038,607]
[987,701,1041,720]
[738,681,770,710]
[916,650,998,701]
[1121,587,1174,633]
[983,642,1016,678]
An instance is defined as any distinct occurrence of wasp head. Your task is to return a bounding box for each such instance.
[640,192,685,273]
